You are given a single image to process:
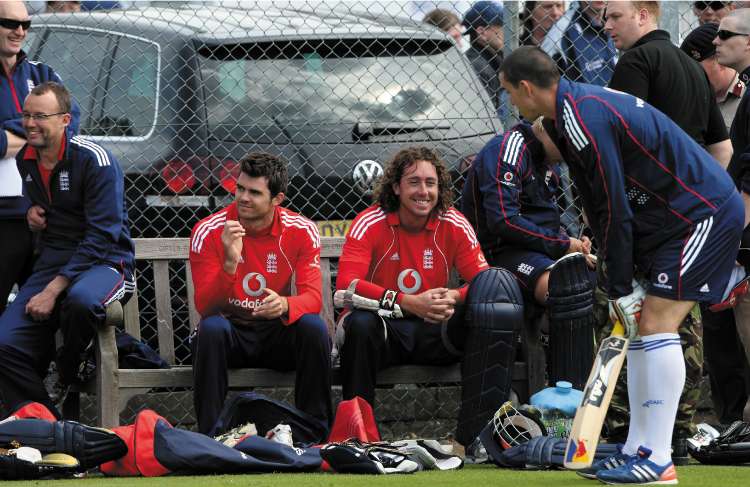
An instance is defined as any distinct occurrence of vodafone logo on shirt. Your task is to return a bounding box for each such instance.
[228,272,267,310]
[242,272,267,297]
[397,269,422,294]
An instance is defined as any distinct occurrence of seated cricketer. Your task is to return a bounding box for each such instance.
[335,145,525,449]
[0,82,134,416]
[461,118,596,389]
[189,152,332,435]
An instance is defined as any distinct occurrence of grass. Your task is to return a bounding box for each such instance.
[3,464,749,486]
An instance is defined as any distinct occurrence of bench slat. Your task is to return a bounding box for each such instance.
[153,261,176,365]
[185,262,200,332]
[110,362,526,389]
[135,238,189,260]
[133,237,345,260]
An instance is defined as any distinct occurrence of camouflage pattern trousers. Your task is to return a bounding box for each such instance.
[593,285,702,441]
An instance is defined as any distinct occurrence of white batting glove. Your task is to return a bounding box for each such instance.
[608,279,647,340]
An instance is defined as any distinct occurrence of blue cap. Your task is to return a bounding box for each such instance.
[81,1,120,11]
[463,1,504,30]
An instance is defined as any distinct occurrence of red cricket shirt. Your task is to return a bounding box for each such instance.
[337,205,489,302]
[189,202,322,324]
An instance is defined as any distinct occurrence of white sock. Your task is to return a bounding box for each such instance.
[640,332,685,465]
[622,339,646,456]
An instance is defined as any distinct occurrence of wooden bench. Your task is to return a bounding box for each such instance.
[77,237,546,428]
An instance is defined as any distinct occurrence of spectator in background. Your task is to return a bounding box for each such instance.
[682,22,744,141]
[520,1,564,46]
[81,1,120,10]
[603,1,732,464]
[463,1,505,114]
[606,1,732,165]
[423,8,464,48]
[45,1,81,13]
[714,7,750,421]
[541,1,616,86]
[694,1,735,24]
[681,20,749,429]
[0,1,80,317]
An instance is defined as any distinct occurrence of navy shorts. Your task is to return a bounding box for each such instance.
[489,248,555,298]
[646,193,744,303]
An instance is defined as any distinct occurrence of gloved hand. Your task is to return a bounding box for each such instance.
[608,279,647,339]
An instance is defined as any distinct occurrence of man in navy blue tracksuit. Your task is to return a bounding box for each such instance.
[461,120,592,299]
[461,119,597,389]
[0,1,81,315]
[500,47,743,484]
[0,82,133,417]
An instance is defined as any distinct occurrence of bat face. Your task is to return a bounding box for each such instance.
[564,333,629,469]
[582,336,628,408]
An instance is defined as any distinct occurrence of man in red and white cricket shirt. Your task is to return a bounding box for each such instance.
[336,146,525,449]
[189,152,331,435]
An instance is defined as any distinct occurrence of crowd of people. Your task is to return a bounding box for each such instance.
[1,1,750,484]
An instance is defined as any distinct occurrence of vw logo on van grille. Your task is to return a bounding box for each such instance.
[352,160,384,196]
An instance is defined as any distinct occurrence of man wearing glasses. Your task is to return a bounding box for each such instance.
[0,81,133,418]
[694,1,736,25]
[715,7,750,422]
[0,1,80,319]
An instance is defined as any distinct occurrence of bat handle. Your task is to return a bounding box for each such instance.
[611,319,625,337]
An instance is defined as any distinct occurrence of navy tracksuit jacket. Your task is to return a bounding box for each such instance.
[461,122,571,263]
[553,78,739,298]
[0,133,134,415]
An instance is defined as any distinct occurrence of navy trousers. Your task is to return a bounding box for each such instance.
[0,250,132,416]
[191,313,332,434]
[339,309,466,406]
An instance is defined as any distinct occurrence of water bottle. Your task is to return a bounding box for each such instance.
[530,381,583,438]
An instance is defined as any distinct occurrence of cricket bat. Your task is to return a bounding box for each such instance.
[563,319,629,469]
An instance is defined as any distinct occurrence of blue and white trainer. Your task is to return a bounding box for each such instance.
[597,446,678,485]
[576,444,633,480]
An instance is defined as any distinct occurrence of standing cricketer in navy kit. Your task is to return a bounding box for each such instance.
[499,46,744,484]
[0,82,134,417]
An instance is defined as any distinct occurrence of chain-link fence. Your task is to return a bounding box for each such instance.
[26,0,716,435]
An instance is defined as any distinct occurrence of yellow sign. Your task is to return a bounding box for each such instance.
[316,220,352,237]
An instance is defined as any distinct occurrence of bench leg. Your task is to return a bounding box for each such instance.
[524,313,547,398]
[96,311,120,428]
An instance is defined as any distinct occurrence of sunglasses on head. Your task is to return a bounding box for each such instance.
[694,1,728,10]
[717,29,750,40]
[0,18,31,31]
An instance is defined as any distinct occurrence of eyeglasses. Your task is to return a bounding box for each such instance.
[716,29,750,41]
[0,18,31,31]
[694,1,728,10]
[21,112,67,121]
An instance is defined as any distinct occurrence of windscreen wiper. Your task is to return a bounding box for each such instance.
[352,122,450,142]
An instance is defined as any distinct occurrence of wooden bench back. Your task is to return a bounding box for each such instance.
[124,237,345,365]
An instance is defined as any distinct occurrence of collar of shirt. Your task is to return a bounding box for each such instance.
[22,133,67,163]
[512,122,546,162]
[573,7,606,34]
[727,74,745,101]
[226,201,283,237]
[7,49,27,75]
[630,29,670,50]
[385,209,439,231]
[739,66,750,87]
